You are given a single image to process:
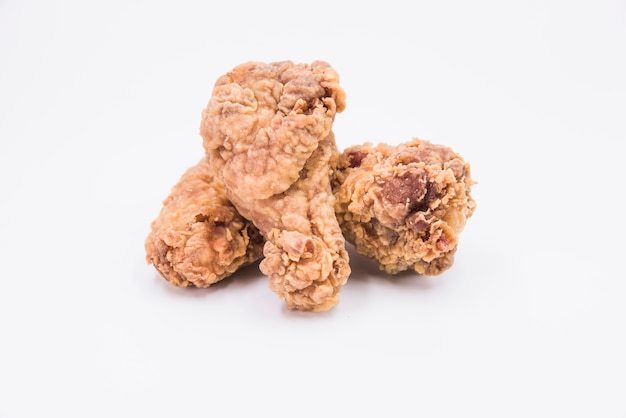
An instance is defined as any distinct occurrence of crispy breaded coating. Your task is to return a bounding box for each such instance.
[200,61,350,311]
[333,138,476,275]
[145,157,264,287]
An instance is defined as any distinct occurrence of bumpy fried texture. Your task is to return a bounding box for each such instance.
[200,60,350,311]
[333,138,476,275]
[145,157,264,287]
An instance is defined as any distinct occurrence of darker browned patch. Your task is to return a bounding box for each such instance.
[303,98,320,115]
[408,216,429,233]
[194,213,209,223]
[381,171,428,209]
[194,213,226,227]
[346,150,367,168]
[412,182,440,213]
[303,239,315,256]
[362,220,378,239]
[362,218,399,245]
[436,234,449,251]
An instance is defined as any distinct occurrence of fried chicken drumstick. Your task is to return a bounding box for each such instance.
[333,138,476,275]
[200,61,351,312]
[145,157,264,287]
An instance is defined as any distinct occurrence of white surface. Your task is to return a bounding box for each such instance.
[1,1,625,416]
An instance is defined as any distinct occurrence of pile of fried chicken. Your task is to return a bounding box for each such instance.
[145,61,476,312]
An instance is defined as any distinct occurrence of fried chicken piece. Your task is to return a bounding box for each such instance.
[333,138,476,275]
[200,60,350,311]
[145,157,264,287]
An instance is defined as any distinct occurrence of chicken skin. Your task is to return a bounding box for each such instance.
[200,60,350,311]
[145,157,263,287]
[333,138,476,275]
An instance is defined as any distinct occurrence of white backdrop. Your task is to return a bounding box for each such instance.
[1,1,625,417]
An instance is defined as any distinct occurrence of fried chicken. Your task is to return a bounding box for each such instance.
[145,157,264,287]
[333,138,476,275]
[200,60,350,311]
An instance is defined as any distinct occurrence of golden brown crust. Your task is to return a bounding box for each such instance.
[200,61,350,311]
[145,158,264,287]
[333,138,476,275]
[146,60,476,309]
